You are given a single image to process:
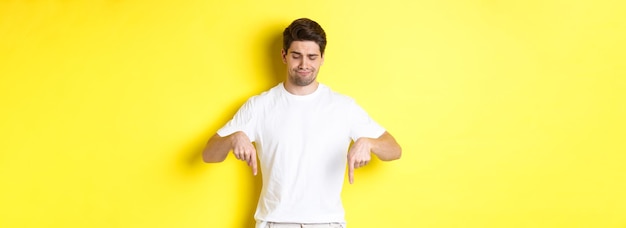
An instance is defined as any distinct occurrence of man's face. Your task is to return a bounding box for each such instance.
[282,41,324,87]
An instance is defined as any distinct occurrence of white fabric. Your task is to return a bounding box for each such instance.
[265,222,345,227]
[217,83,385,228]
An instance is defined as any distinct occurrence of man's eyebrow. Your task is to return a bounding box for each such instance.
[289,51,319,57]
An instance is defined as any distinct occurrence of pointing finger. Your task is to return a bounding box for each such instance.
[251,155,258,176]
[349,158,355,184]
[244,150,252,165]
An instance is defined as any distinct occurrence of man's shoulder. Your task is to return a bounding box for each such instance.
[320,83,356,104]
[245,84,283,104]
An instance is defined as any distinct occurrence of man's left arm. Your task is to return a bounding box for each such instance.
[347,131,401,184]
[366,131,401,161]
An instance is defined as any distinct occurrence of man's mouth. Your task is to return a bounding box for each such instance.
[297,71,311,75]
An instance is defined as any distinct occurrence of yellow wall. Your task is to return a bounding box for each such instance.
[1,0,625,227]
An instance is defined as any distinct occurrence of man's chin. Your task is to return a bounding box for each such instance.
[292,77,316,87]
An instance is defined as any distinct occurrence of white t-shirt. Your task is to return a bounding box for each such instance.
[217,83,385,227]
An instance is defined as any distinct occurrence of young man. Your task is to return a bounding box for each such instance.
[203,18,401,228]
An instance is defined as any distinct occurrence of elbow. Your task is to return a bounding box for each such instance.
[391,149,402,161]
[381,146,402,161]
[202,156,215,163]
[202,150,226,163]
[376,132,401,161]
[202,155,225,163]
[392,147,402,160]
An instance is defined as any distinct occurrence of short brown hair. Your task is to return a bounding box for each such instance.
[283,18,327,55]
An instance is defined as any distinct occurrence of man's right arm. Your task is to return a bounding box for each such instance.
[202,131,258,175]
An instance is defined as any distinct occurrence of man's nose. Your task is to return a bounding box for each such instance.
[298,58,308,68]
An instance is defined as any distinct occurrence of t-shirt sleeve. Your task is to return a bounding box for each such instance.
[348,100,386,141]
[216,97,257,142]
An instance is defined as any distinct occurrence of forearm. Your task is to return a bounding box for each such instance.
[366,131,402,161]
[202,133,234,163]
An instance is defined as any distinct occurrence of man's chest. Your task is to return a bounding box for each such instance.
[256,102,351,145]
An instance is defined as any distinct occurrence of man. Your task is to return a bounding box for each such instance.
[203,18,401,228]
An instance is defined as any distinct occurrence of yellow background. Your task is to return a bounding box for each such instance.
[1,0,625,227]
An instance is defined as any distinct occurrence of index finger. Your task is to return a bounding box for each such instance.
[251,156,258,176]
[348,158,355,184]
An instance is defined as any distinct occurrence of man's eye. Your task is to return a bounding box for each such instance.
[292,55,301,59]
[309,57,317,60]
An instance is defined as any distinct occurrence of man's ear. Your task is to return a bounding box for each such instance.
[281,49,287,64]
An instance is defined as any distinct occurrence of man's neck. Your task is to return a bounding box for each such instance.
[283,81,319,96]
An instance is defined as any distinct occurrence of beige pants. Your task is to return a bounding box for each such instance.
[266,222,344,228]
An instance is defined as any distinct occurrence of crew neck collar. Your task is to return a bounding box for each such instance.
[279,82,323,100]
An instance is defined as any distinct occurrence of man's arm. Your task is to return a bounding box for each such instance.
[366,131,402,161]
[347,131,401,184]
[202,131,258,175]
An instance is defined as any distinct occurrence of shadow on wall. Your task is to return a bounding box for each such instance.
[181,23,286,228]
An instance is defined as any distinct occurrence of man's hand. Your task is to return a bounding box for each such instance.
[347,137,372,184]
[230,131,258,176]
